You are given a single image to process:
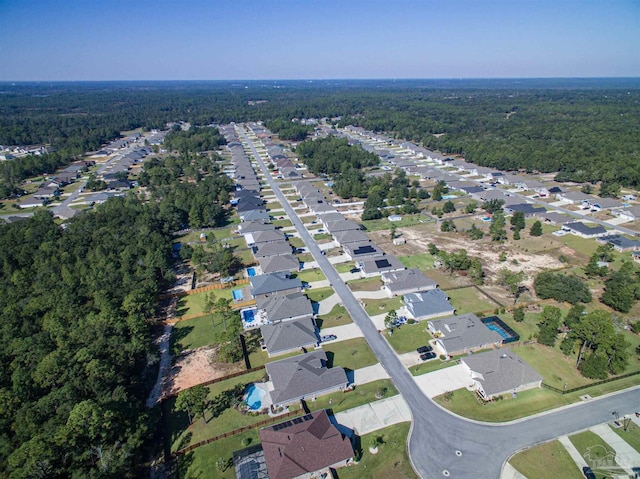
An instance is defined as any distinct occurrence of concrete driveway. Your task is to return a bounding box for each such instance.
[413,364,472,398]
[320,322,363,342]
[333,395,411,436]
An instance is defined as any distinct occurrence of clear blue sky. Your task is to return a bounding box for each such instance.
[1,0,638,80]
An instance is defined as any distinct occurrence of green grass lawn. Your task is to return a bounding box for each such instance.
[313,233,333,241]
[165,369,269,452]
[235,248,256,266]
[308,380,398,415]
[509,440,583,479]
[445,286,499,315]
[323,337,378,371]
[176,289,234,317]
[271,218,292,228]
[433,373,640,422]
[305,286,334,303]
[569,431,627,478]
[317,304,352,328]
[409,358,458,376]
[294,268,326,283]
[176,430,259,479]
[336,422,416,479]
[361,215,424,232]
[385,322,432,354]
[362,297,403,316]
[336,262,357,273]
[347,277,382,291]
[398,253,436,271]
[609,421,640,453]
[171,314,225,353]
[288,236,305,248]
[296,252,314,263]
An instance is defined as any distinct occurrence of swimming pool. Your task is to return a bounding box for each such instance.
[247,267,256,277]
[442,195,457,200]
[242,308,256,323]
[232,289,243,301]
[485,322,510,340]
[245,384,265,410]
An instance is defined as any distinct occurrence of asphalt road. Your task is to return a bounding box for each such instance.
[238,125,640,478]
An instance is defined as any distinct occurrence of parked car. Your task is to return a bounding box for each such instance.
[393,316,407,326]
[582,467,596,479]
[321,334,337,342]
[349,267,361,273]
[417,345,433,354]
[420,352,437,361]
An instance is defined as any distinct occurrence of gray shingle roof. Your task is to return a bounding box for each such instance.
[564,222,608,236]
[461,348,542,398]
[253,240,292,258]
[359,255,405,275]
[332,229,370,245]
[266,350,348,405]
[382,268,437,296]
[250,272,302,297]
[260,317,318,356]
[258,254,300,274]
[325,219,361,234]
[343,241,384,259]
[429,313,503,355]
[256,292,313,322]
[404,289,455,319]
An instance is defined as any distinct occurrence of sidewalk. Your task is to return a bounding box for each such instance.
[558,435,589,469]
[501,463,527,479]
[590,423,640,475]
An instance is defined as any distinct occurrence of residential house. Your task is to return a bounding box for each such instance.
[404,289,455,320]
[258,254,300,274]
[461,348,543,400]
[240,209,270,222]
[343,241,384,261]
[260,317,319,357]
[238,221,276,235]
[542,211,572,225]
[256,291,313,323]
[428,313,504,356]
[615,205,640,222]
[250,272,302,300]
[633,251,640,264]
[382,268,437,297]
[319,212,345,228]
[562,222,608,238]
[556,191,592,204]
[503,203,547,218]
[325,219,361,234]
[253,240,293,258]
[265,351,349,407]
[244,229,286,247]
[258,410,353,479]
[332,229,370,247]
[596,235,640,252]
[358,255,406,277]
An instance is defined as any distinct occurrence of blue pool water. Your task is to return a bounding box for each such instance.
[486,322,510,340]
[245,384,265,410]
[232,289,243,300]
[242,309,256,323]
[247,267,257,277]
[442,195,457,200]
[481,216,491,222]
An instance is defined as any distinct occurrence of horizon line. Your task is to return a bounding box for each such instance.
[1,76,639,84]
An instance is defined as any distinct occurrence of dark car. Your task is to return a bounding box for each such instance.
[582,467,596,479]
[321,334,337,342]
[417,345,433,354]
[420,352,437,361]
[350,267,361,273]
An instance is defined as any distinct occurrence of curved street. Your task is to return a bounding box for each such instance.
[238,125,640,478]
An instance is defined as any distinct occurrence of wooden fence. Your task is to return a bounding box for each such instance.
[159,278,249,300]
[542,369,640,395]
[173,409,300,457]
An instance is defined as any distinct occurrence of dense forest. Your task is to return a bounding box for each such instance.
[0,202,174,478]
[1,79,639,191]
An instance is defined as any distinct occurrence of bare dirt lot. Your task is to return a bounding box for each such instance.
[162,346,244,397]
[370,223,565,289]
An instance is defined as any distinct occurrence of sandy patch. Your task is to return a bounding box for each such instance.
[163,346,244,397]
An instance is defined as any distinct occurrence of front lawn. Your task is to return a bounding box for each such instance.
[305,286,334,303]
[346,277,382,292]
[385,322,432,354]
[294,268,326,283]
[317,303,352,328]
[409,358,457,376]
[336,422,416,479]
[509,440,582,479]
[363,297,402,316]
[323,337,378,371]
[336,262,357,273]
[307,380,398,415]
[569,431,627,478]
[609,421,640,454]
